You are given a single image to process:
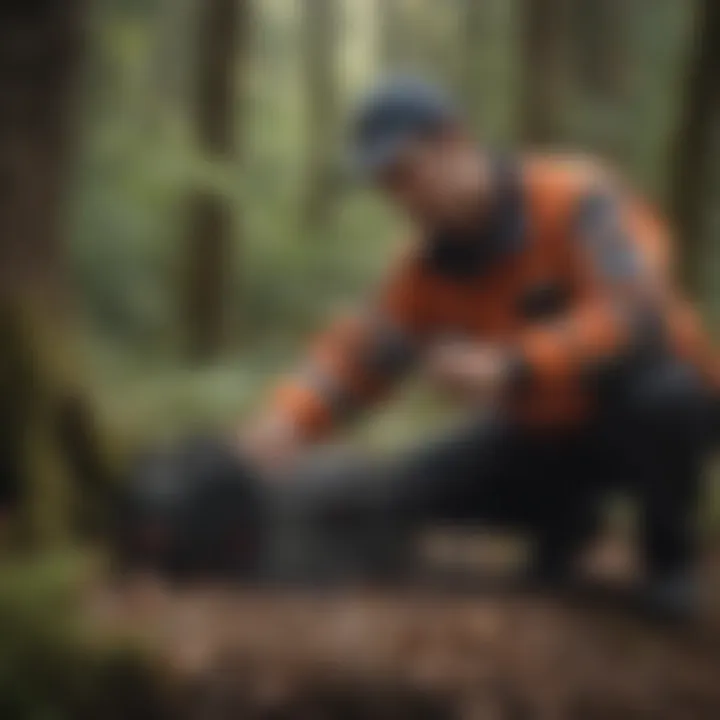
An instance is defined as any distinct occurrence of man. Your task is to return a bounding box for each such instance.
[236,77,717,615]
[121,78,716,614]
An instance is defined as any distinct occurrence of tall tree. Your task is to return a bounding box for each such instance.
[380,0,407,70]
[0,0,111,544]
[570,0,629,101]
[667,0,720,296]
[151,0,196,113]
[301,0,339,233]
[379,0,434,74]
[459,0,493,132]
[182,0,248,360]
[564,0,636,160]
[379,0,454,83]
[0,5,82,303]
[519,0,571,145]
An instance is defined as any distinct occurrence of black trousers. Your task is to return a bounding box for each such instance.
[271,359,713,583]
[391,358,714,578]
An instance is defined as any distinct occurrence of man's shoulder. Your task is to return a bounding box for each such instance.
[521,152,615,198]
[519,152,619,229]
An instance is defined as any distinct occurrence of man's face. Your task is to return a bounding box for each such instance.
[375,133,482,227]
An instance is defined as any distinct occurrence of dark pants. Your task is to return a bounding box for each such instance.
[393,358,713,578]
[269,359,713,584]
[384,413,610,579]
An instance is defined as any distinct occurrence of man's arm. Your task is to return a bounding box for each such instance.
[511,188,671,389]
[240,255,428,469]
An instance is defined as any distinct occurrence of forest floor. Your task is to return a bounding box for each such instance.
[89,535,720,720]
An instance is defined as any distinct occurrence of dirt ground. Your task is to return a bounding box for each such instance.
[91,538,720,720]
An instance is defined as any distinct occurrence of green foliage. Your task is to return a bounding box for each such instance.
[71,0,398,360]
[0,554,168,720]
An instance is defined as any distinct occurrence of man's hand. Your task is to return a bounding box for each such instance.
[424,340,515,403]
[237,411,303,475]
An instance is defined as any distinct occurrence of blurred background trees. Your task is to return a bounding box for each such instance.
[1,0,719,533]
[519,0,571,144]
[301,0,340,233]
[0,0,113,547]
[68,0,717,361]
[181,0,249,360]
[667,0,720,295]
[0,2,718,715]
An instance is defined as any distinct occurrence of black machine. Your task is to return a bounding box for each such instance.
[115,437,266,580]
[115,438,396,584]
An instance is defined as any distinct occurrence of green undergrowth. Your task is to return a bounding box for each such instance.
[0,552,171,720]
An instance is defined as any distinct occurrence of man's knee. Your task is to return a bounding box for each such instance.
[625,361,709,448]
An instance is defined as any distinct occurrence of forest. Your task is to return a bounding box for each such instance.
[1,0,719,717]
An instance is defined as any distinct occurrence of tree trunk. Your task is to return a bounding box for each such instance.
[414,0,457,84]
[519,0,571,145]
[564,0,636,160]
[380,0,407,70]
[570,0,629,101]
[0,1,112,546]
[301,0,338,234]
[667,0,720,296]
[0,3,83,303]
[459,0,490,132]
[182,0,247,360]
[379,0,455,81]
[151,0,196,113]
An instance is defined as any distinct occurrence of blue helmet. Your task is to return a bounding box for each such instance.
[349,76,461,178]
